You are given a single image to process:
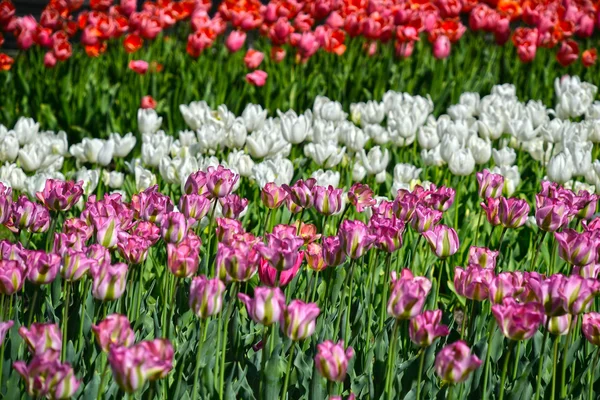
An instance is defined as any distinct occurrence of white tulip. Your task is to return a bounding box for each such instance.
[224,118,248,149]
[507,118,536,142]
[440,134,462,164]
[74,168,100,196]
[584,161,600,192]
[448,148,475,176]
[492,147,516,167]
[0,131,19,162]
[110,132,137,158]
[337,122,368,153]
[357,100,385,126]
[138,108,162,134]
[242,104,267,132]
[312,119,337,144]
[388,110,418,139]
[468,135,492,165]
[521,138,552,164]
[546,151,574,184]
[69,138,101,164]
[311,169,340,188]
[0,162,26,190]
[352,161,367,182]
[417,124,440,150]
[565,139,592,177]
[178,130,198,147]
[458,92,480,116]
[216,104,236,130]
[227,150,255,177]
[18,143,46,172]
[526,100,549,128]
[491,165,521,196]
[97,139,115,167]
[365,124,389,145]
[252,157,294,188]
[196,123,225,153]
[585,120,600,143]
[141,131,173,168]
[14,117,39,146]
[564,180,595,194]
[491,83,517,99]
[134,164,157,192]
[26,171,65,198]
[102,170,124,189]
[421,147,445,167]
[375,170,387,184]
[304,142,345,168]
[159,156,180,185]
[477,113,504,140]
[313,96,347,122]
[280,111,312,144]
[586,102,600,120]
[393,163,422,183]
[246,128,274,159]
[447,104,473,120]
[180,101,211,131]
[360,146,389,175]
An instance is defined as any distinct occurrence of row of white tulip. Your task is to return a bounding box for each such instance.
[1,75,599,202]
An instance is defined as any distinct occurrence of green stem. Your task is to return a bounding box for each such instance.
[365,252,378,354]
[513,341,521,380]
[534,320,551,400]
[416,349,426,400]
[560,321,573,398]
[378,254,392,334]
[27,288,39,327]
[434,258,444,308]
[134,264,144,321]
[219,283,239,400]
[460,301,469,340]
[280,343,296,400]
[96,357,109,400]
[166,277,180,339]
[260,325,272,400]
[530,231,547,272]
[0,295,4,321]
[334,259,354,338]
[482,321,495,399]
[310,271,319,304]
[473,208,483,249]
[344,259,356,344]
[61,281,71,362]
[205,200,217,275]
[385,319,400,400]
[191,318,208,400]
[549,236,557,276]
[77,278,91,353]
[448,385,454,400]
[499,340,515,400]
[588,348,600,400]
[551,336,560,400]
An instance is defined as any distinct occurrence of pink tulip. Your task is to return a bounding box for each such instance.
[535,195,572,232]
[12,196,51,233]
[555,229,598,266]
[454,265,494,301]
[529,274,569,316]
[296,222,321,245]
[62,249,98,281]
[281,300,320,341]
[322,236,347,267]
[348,183,376,212]
[256,225,304,272]
[26,250,61,285]
[14,356,80,399]
[128,59,149,74]
[574,190,597,220]
[131,186,174,226]
[167,232,201,278]
[315,340,354,382]
[189,275,226,318]
[19,323,62,360]
[545,314,572,335]
[468,246,499,270]
[219,194,248,219]
[179,194,211,223]
[206,165,239,198]
[283,179,317,209]
[498,197,530,229]
[87,244,111,269]
[582,312,600,346]
[409,309,450,347]
[217,239,261,282]
[488,272,524,304]
[62,217,93,242]
[423,185,455,212]
[432,35,451,59]
[313,185,344,216]
[422,224,459,259]
[435,341,482,383]
[0,182,12,224]
[0,320,13,346]
[561,274,600,315]
[388,269,432,319]
[306,243,326,271]
[117,233,152,265]
[244,49,264,69]
[338,219,376,259]
[35,179,83,212]
[492,298,544,340]
[184,171,210,196]
[91,262,128,301]
[0,259,25,295]
[258,253,303,287]
[215,218,244,244]
[392,189,420,221]
[225,30,246,52]
[476,170,505,199]
[238,286,286,326]
[410,204,443,233]
[246,70,268,86]
[92,314,135,352]
[481,197,501,226]
[160,212,188,244]
[93,216,121,249]
[369,215,405,253]
[261,182,289,209]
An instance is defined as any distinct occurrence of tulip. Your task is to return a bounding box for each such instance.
[393,189,420,221]
[91,262,128,301]
[167,232,201,278]
[388,270,432,319]
[454,265,494,301]
[26,250,61,285]
[348,183,376,212]
[322,236,347,267]
[582,49,597,67]
[12,196,51,233]
[62,218,93,242]
[136,339,174,380]
[0,182,11,224]
[481,197,501,226]
[281,300,320,341]
[256,226,304,272]
[189,275,226,319]
[261,182,288,209]
[409,309,450,347]
[492,298,544,340]
[435,341,482,383]
[315,340,354,382]
[92,216,121,249]
[313,185,344,216]
[546,314,572,336]
[61,249,98,281]
[244,49,264,69]
[423,186,455,212]
[160,212,188,244]
[432,35,451,59]
[117,233,151,265]
[282,179,317,209]
[14,356,80,399]
[225,30,246,52]
[215,218,244,244]
[35,179,83,212]
[179,194,211,222]
[132,186,174,225]
[556,40,578,67]
[306,243,326,271]
[296,222,321,244]
[535,195,571,232]
[19,323,62,359]
[140,95,156,109]
[555,229,597,266]
[0,320,13,346]
[258,254,303,287]
[476,170,504,199]
[206,165,238,198]
[338,219,376,259]
[91,314,135,352]
[238,286,286,326]
[422,225,459,259]
[219,194,248,219]
[369,215,405,253]
[574,191,597,220]
[529,274,569,316]
[561,275,600,315]
[246,70,267,86]
[498,197,530,229]
[410,204,443,233]
[129,59,148,74]
[488,272,524,304]
[184,171,209,196]
[217,240,260,282]
[468,247,498,269]
[0,259,25,295]
[582,312,600,346]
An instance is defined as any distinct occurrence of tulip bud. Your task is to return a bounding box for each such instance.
[582,312,600,346]
[14,356,81,399]
[535,195,571,232]
[189,275,226,318]
[19,323,62,359]
[306,243,326,271]
[167,232,201,278]
[161,212,188,244]
[62,249,97,281]
[26,250,61,285]
[0,320,13,346]
[338,219,376,259]
[409,309,450,347]
[238,286,286,326]
[476,170,504,199]
[258,255,302,287]
[219,194,248,219]
[313,185,344,216]
[435,341,482,383]
[555,229,597,266]
[481,197,501,226]
[315,340,354,382]
[92,314,135,352]
[281,300,320,341]
[498,197,530,229]
[261,182,289,209]
[322,236,347,267]
[422,225,459,259]
[179,194,211,223]
[93,216,121,249]
[91,262,128,301]
[467,246,498,269]
[0,183,12,225]
[0,259,25,295]
[369,215,405,253]
[454,265,494,301]
[410,204,442,233]
[206,165,239,198]
[348,183,376,212]
[491,298,544,340]
[117,233,151,265]
[35,179,83,212]
[546,314,572,336]
[282,179,317,209]
[387,270,432,319]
